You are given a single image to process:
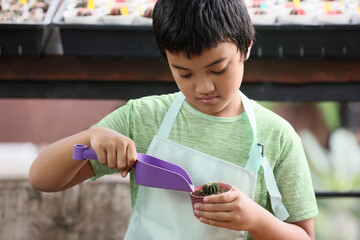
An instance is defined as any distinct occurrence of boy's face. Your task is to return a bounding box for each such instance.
[166,42,248,117]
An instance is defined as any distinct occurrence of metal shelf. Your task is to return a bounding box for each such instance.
[315,191,360,198]
[52,0,360,58]
[53,24,360,57]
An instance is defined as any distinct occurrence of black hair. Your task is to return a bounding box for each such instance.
[152,0,255,59]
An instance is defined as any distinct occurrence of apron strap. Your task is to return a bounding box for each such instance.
[241,91,289,220]
[261,156,290,221]
[240,92,257,142]
[157,92,186,139]
[246,143,262,173]
[241,92,261,173]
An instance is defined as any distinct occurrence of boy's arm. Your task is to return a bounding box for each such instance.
[29,127,136,192]
[29,128,96,192]
[248,208,314,240]
[194,186,315,239]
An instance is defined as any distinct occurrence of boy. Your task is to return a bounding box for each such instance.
[30,0,318,239]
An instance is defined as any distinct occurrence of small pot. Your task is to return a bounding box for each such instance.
[189,182,232,219]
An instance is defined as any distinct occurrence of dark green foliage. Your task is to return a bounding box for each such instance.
[202,182,220,195]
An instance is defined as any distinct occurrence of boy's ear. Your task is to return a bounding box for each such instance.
[245,41,253,60]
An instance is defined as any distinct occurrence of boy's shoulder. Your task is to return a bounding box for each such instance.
[121,92,180,121]
[252,100,295,132]
[129,92,178,108]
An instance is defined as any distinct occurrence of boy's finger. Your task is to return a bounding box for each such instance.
[121,170,128,178]
[107,147,117,169]
[96,147,107,166]
[126,143,137,172]
[195,202,232,212]
[204,191,236,203]
[196,210,230,222]
[117,146,127,171]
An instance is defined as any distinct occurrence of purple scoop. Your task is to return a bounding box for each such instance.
[73,144,194,192]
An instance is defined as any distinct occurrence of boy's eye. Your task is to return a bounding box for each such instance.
[179,73,192,78]
[211,66,228,75]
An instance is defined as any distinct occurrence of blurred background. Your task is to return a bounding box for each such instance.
[1,0,360,239]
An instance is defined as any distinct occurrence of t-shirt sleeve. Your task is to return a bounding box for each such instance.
[88,101,133,181]
[275,123,319,222]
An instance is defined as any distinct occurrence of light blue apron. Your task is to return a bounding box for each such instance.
[124,92,289,240]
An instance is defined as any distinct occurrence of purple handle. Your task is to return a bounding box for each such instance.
[72,144,98,161]
[72,144,194,192]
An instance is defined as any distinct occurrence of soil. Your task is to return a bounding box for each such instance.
[192,186,230,197]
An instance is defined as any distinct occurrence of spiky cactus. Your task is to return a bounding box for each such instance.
[202,182,220,195]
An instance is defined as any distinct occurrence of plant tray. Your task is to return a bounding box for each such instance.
[53,0,360,58]
[0,0,60,56]
[52,1,160,57]
[252,24,360,58]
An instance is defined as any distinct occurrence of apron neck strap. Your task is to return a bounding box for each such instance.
[157,91,258,144]
[240,92,262,173]
[240,92,257,143]
[157,92,186,139]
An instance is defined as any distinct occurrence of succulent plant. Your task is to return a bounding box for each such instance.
[109,7,122,16]
[76,8,92,17]
[143,7,153,18]
[202,182,220,195]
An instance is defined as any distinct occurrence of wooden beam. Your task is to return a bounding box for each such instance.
[0,56,359,84]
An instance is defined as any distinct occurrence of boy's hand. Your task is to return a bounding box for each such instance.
[193,186,261,232]
[89,127,137,178]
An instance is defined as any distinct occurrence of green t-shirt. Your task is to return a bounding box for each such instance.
[90,92,318,224]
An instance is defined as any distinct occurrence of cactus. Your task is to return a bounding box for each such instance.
[202,182,220,195]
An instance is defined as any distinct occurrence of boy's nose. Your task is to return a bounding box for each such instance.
[196,79,215,94]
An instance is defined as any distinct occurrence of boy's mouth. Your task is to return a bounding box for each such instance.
[199,96,217,104]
